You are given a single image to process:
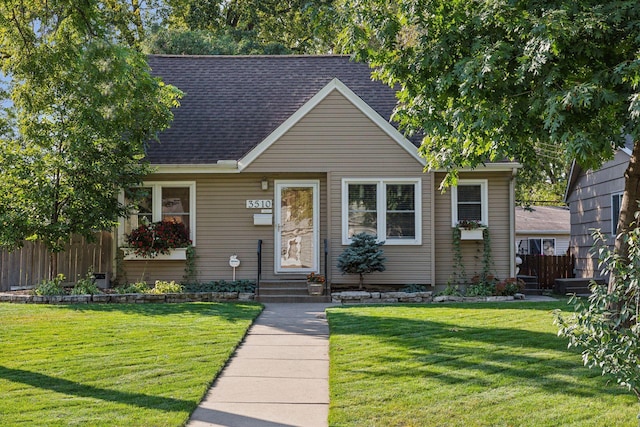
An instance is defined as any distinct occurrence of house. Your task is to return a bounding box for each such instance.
[110,55,520,289]
[564,146,630,278]
[515,206,570,256]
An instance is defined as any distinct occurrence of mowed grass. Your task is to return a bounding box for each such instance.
[327,302,639,427]
[0,302,262,426]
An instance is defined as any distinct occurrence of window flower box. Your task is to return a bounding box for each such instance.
[122,247,188,261]
[459,228,485,240]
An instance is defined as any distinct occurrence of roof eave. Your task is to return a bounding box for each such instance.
[152,161,239,174]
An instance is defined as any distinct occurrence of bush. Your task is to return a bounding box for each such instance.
[33,274,66,296]
[148,280,183,294]
[465,282,495,297]
[182,280,256,293]
[495,278,525,296]
[71,272,101,295]
[401,284,428,292]
[337,232,386,289]
[115,282,150,294]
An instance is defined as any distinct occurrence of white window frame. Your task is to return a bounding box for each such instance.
[451,179,489,227]
[119,181,197,247]
[528,237,556,255]
[611,192,623,236]
[341,178,422,245]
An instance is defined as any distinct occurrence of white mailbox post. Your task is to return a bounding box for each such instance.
[229,255,240,281]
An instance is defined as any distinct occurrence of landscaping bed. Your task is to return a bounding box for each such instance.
[0,291,254,304]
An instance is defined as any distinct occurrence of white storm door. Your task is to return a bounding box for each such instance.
[275,181,319,273]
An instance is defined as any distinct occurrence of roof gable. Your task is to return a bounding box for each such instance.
[145,55,418,165]
[238,78,425,170]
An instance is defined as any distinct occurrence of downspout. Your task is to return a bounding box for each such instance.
[509,167,517,277]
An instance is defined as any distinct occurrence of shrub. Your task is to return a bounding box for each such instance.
[436,282,462,297]
[71,272,101,295]
[465,282,495,297]
[337,232,386,289]
[495,278,525,296]
[148,280,183,294]
[115,282,150,294]
[556,225,640,403]
[33,274,66,296]
[401,284,428,292]
[183,280,256,293]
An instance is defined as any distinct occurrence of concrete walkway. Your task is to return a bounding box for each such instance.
[187,303,334,427]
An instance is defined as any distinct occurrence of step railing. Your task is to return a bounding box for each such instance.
[324,238,329,295]
[256,239,262,297]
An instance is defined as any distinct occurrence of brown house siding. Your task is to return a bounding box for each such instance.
[121,173,326,284]
[245,90,432,286]
[434,172,514,286]
[121,91,515,288]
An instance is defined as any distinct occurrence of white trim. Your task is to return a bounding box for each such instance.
[431,162,522,173]
[451,179,489,227]
[527,237,556,255]
[274,180,320,274]
[122,247,188,261]
[118,181,197,247]
[341,178,422,245]
[153,162,239,174]
[238,78,425,170]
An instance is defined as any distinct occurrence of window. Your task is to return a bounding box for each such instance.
[342,179,421,245]
[528,238,555,255]
[612,192,623,235]
[120,182,196,245]
[451,180,488,227]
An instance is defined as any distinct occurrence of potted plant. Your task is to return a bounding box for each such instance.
[306,272,325,295]
[123,220,192,260]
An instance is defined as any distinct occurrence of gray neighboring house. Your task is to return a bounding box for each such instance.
[114,54,520,288]
[516,206,570,256]
[564,147,630,278]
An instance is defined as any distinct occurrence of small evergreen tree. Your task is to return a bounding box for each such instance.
[337,233,386,289]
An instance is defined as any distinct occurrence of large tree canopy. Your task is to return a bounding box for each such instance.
[338,0,640,240]
[339,0,639,181]
[338,0,640,402]
[144,0,338,54]
[0,0,182,275]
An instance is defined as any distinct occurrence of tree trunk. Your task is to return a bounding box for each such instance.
[610,140,640,302]
[49,251,58,281]
[359,273,364,290]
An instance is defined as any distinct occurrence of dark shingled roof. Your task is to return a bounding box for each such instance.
[515,206,570,233]
[146,55,412,164]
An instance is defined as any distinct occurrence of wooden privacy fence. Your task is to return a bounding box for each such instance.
[0,232,113,291]
[518,254,575,288]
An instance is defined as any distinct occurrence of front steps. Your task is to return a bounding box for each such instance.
[517,275,546,295]
[256,280,331,303]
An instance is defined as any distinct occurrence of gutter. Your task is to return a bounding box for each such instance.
[152,160,239,174]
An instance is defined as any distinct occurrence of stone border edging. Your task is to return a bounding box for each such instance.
[0,292,255,304]
[331,291,526,304]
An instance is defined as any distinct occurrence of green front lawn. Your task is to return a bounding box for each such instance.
[0,303,262,426]
[327,302,638,427]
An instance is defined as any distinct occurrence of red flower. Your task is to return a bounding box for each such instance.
[125,220,191,258]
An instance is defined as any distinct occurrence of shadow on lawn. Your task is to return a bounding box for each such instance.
[0,365,193,411]
[44,301,263,321]
[327,306,629,399]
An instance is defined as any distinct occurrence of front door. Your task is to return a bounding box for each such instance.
[275,180,319,273]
